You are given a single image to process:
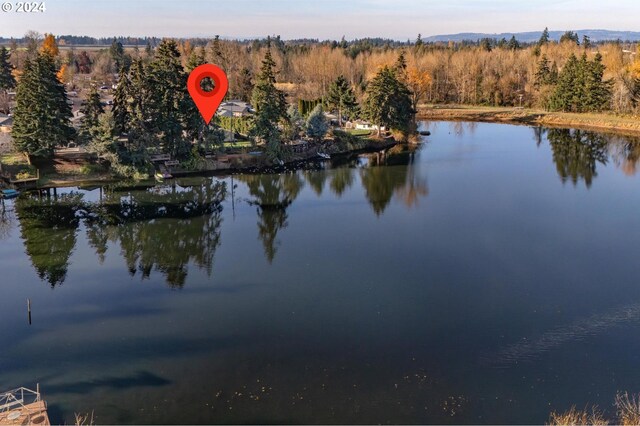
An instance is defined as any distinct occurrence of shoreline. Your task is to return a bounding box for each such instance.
[417,105,640,137]
[3,136,399,190]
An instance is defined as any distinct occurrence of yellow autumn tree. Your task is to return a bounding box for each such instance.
[11,69,22,82]
[57,63,69,83]
[628,46,640,79]
[406,67,432,108]
[40,33,59,58]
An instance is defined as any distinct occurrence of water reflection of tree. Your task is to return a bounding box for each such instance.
[87,182,226,288]
[0,200,14,240]
[360,148,428,215]
[15,182,226,288]
[607,134,640,176]
[533,126,546,147]
[239,173,304,263]
[329,167,354,197]
[303,169,327,196]
[394,157,429,208]
[547,128,608,187]
[15,192,84,287]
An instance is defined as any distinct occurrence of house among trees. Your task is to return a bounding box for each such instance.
[344,119,385,132]
[217,100,254,117]
[0,114,13,132]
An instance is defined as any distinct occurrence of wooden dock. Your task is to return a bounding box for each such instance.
[0,387,50,425]
[0,400,50,425]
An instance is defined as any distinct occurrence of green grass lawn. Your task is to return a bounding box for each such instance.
[223,140,253,148]
[345,129,372,137]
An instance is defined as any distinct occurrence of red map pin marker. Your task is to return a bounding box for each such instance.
[187,64,229,125]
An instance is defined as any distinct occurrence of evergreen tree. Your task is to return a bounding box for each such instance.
[112,66,130,134]
[480,38,493,52]
[582,35,592,50]
[145,41,153,58]
[394,50,407,75]
[185,46,205,72]
[211,35,226,69]
[305,104,328,141]
[146,39,190,158]
[548,54,580,112]
[507,36,520,50]
[110,38,127,71]
[538,27,550,46]
[548,53,611,112]
[184,47,219,146]
[87,110,118,163]
[125,59,153,158]
[583,52,612,111]
[326,75,359,127]
[250,47,287,161]
[285,104,304,140]
[560,31,580,45]
[12,52,73,157]
[362,66,414,136]
[78,85,104,143]
[534,54,556,88]
[0,47,16,91]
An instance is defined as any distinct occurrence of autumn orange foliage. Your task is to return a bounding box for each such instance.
[40,33,59,57]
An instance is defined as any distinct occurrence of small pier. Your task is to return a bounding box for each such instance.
[0,386,50,425]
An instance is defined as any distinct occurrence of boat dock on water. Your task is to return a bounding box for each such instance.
[1,189,20,199]
[0,386,50,425]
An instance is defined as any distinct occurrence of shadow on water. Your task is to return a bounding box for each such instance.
[46,370,171,395]
[44,372,170,424]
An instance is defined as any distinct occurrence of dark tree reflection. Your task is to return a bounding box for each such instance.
[0,199,14,241]
[86,182,226,288]
[16,181,226,288]
[304,169,327,196]
[329,167,354,197]
[239,173,304,263]
[15,192,84,287]
[607,134,640,176]
[547,128,608,187]
[360,147,428,215]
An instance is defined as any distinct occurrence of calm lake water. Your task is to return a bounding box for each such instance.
[1,121,640,424]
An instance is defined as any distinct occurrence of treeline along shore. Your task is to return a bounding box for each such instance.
[1,29,640,186]
[417,105,640,136]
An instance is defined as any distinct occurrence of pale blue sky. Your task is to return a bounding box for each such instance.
[1,0,638,39]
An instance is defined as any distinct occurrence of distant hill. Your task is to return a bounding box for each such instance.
[423,30,640,43]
